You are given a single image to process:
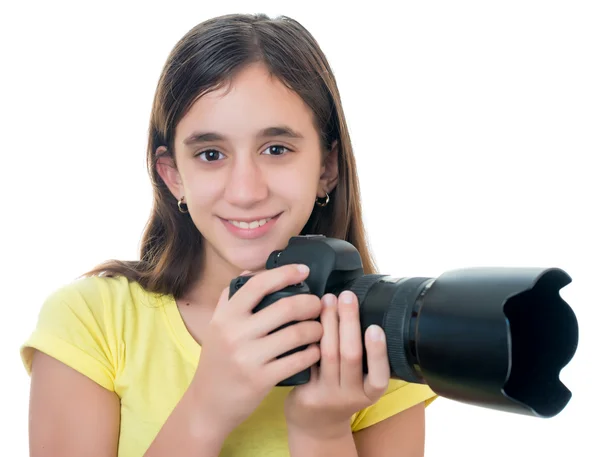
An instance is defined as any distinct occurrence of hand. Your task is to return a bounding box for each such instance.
[284,290,390,440]
[189,264,324,436]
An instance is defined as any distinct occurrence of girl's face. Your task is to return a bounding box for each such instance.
[158,62,338,274]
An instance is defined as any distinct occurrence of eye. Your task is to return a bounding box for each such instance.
[196,150,225,162]
[262,145,290,156]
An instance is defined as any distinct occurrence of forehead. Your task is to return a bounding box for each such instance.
[175,63,318,144]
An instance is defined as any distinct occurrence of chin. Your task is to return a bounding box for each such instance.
[223,243,281,273]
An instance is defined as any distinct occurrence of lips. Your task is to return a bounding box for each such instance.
[220,213,282,240]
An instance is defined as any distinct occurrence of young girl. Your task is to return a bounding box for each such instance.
[21,13,436,457]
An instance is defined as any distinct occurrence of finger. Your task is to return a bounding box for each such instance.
[248,293,322,338]
[318,293,340,386]
[257,320,323,363]
[213,286,233,316]
[230,264,310,314]
[265,343,320,386]
[338,291,364,391]
[363,325,391,401]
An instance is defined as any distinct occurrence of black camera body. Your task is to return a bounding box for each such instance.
[229,235,367,385]
[229,235,579,419]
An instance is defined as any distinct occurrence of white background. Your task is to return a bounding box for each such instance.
[1,1,598,455]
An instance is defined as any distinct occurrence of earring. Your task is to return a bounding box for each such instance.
[315,192,330,207]
[178,196,188,213]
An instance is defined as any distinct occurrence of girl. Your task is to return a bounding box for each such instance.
[21,13,436,457]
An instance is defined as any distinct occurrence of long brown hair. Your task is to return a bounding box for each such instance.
[82,13,377,298]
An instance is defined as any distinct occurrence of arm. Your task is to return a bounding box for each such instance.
[354,402,426,457]
[29,350,120,457]
[287,426,359,457]
[29,350,228,457]
[286,402,426,457]
[142,371,228,457]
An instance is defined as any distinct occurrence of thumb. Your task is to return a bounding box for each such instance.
[215,285,231,309]
[216,271,253,309]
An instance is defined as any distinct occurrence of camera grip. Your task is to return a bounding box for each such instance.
[229,275,313,386]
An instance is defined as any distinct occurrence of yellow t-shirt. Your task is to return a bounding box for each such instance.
[21,274,437,456]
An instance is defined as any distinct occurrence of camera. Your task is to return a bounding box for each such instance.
[229,235,578,418]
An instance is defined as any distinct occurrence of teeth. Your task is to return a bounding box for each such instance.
[229,217,272,229]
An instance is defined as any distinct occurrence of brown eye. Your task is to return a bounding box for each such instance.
[198,150,224,161]
[263,145,289,156]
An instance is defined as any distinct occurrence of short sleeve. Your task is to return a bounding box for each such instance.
[20,278,117,392]
[351,379,437,432]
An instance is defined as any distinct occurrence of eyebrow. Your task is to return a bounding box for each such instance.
[182,126,304,146]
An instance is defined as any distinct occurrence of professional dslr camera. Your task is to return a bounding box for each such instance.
[229,235,578,418]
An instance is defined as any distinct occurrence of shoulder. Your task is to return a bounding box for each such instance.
[47,273,141,302]
[39,274,131,304]
[36,274,160,320]
[20,274,162,390]
[31,275,119,326]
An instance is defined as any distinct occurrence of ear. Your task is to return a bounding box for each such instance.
[155,146,184,200]
[318,140,339,197]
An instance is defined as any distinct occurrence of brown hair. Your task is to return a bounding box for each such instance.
[82,13,377,298]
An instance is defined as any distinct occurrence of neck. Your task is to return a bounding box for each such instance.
[181,245,245,308]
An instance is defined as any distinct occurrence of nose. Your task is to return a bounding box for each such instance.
[224,154,268,207]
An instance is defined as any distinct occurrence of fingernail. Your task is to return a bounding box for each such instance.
[322,294,336,307]
[367,325,385,341]
[296,264,310,274]
[340,290,354,304]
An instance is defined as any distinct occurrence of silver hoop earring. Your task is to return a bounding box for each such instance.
[315,192,330,207]
[178,196,188,213]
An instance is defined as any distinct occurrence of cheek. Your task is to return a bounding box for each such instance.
[272,163,320,202]
[183,172,222,210]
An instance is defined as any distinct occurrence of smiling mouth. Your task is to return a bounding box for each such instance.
[223,213,282,229]
[228,218,272,229]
